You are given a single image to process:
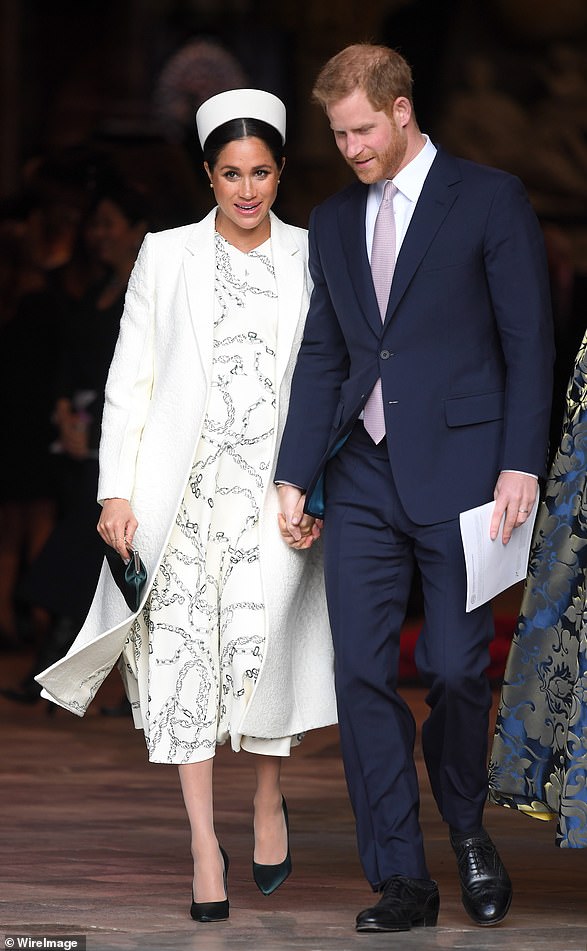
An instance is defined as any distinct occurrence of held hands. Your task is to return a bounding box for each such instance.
[97,498,139,559]
[490,471,537,544]
[277,484,322,550]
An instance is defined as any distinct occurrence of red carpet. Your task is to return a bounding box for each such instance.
[399,615,516,683]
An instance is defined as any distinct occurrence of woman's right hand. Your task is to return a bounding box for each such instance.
[97,498,138,559]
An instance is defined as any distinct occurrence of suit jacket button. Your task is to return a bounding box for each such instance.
[380,349,391,359]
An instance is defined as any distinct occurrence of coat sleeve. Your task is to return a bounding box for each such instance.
[274,208,351,490]
[483,175,554,476]
[97,233,156,503]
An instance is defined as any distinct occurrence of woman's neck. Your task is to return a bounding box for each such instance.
[214,213,271,253]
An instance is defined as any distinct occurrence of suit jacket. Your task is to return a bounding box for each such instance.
[36,208,337,738]
[275,149,555,525]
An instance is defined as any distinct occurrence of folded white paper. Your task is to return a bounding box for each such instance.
[459,498,538,612]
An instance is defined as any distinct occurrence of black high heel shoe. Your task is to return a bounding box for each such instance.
[253,796,292,896]
[190,845,229,922]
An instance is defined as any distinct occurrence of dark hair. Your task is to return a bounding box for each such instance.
[203,118,284,170]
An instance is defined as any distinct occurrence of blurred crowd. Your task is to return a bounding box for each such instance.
[0,140,210,710]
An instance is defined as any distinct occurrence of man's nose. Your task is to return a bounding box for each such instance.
[345,134,363,158]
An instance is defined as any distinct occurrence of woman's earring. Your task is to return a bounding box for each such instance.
[209,182,214,189]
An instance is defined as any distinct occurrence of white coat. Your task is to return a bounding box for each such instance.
[36,209,337,740]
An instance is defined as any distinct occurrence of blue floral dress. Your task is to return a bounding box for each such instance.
[488,327,587,847]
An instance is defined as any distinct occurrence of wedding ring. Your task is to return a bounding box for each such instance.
[518,508,528,513]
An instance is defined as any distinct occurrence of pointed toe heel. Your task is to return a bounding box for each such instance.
[190,845,230,922]
[190,896,229,923]
[253,796,292,896]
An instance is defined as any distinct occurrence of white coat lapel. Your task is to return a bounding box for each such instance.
[182,208,218,384]
[270,212,306,385]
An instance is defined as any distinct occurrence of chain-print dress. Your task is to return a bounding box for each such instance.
[126,232,294,764]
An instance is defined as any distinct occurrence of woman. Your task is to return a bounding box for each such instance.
[35,89,337,920]
[488,326,587,848]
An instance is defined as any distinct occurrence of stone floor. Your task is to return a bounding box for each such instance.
[1,644,585,951]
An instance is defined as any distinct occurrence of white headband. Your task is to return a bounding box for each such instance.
[196,88,286,148]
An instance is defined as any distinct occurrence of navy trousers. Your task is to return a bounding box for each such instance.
[323,423,494,888]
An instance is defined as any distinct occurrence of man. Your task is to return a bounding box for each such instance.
[276,44,554,932]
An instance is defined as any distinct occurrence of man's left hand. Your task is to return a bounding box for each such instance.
[490,471,537,544]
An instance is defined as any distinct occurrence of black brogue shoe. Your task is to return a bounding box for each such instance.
[450,828,512,926]
[355,875,440,932]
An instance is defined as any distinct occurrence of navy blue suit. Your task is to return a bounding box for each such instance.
[275,148,554,886]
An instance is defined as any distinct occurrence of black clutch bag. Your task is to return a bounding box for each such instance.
[103,544,147,612]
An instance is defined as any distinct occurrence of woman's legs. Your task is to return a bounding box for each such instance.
[179,753,288,899]
[252,754,288,864]
[178,758,226,902]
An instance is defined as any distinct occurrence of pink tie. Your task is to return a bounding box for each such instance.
[363,181,397,444]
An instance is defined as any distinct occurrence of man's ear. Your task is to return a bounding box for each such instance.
[393,96,412,128]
